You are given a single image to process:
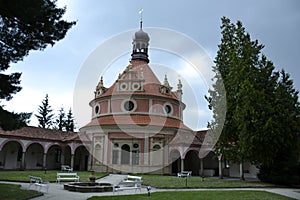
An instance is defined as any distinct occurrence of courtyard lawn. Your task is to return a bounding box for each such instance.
[88,190,293,200]
[0,183,42,200]
[0,171,276,188]
[141,174,275,188]
[0,170,107,182]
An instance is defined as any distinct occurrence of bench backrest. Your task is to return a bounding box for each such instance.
[127,175,142,181]
[29,175,42,183]
[57,173,78,177]
[61,165,72,169]
[119,180,142,187]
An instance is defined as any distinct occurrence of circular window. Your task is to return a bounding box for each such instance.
[114,143,119,148]
[132,82,140,90]
[164,105,172,114]
[120,82,128,91]
[95,105,100,115]
[124,100,134,111]
[133,143,139,148]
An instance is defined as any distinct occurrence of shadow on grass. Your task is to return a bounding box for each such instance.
[0,183,43,200]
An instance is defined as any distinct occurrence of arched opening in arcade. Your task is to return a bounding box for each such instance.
[170,149,181,174]
[63,145,72,166]
[25,143,44,169]
[203,151,218,176]
[184,150,200,175]
[0,141,23,169]
[74,145,89,171]
[46,145,62,170]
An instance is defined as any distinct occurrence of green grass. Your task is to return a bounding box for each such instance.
[0,171,275,188]
[141,174,275,188]
[0,170,107,182]
[0,183,42,200]
[88,190,293,200]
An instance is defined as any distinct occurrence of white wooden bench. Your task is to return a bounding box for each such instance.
[113,175,142,193]
[56,173,80,183]
[177,171,192,178]
[28,175,49,193]
[61,165,73,172]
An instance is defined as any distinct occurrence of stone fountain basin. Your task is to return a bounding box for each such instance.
[64,182,113,193]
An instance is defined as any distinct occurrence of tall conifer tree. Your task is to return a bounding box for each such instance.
[55,107,66,131]
[207,17,300,184]
[35,94,54,129]
[65,108,75,132]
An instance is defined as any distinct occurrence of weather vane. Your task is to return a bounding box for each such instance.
[139,8,143,29]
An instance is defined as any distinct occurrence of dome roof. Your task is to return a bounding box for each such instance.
[133,29,150,42]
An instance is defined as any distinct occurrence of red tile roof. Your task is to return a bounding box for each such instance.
[0,126,78,142]
[97,60,180,100]
[83,114,192,131]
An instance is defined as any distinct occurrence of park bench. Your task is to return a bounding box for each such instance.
[61,165,73,172]
[113,175,142,193]
[56,172,80,183]
[28,175,49,193]
[177,171,192,178]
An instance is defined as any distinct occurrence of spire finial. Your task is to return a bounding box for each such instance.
[100,76,103,85]
[164,74,170,87]
[177,79,182,90]
[139,8,143,29]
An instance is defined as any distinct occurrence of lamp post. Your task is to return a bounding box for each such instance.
[146,186,151,196]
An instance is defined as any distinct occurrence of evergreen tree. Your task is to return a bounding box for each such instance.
[257,70,300,185]
[207,17,264,166]
[55,107,66,131]
[35,94,54,129]
[0,0,75,130]
[207,17,300,184]
[65,108,75,132]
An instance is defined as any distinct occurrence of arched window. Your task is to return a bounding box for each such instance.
[121,144,130,165]
[94,144,101,163]
[153,144,161,151]
[132,150,139,165]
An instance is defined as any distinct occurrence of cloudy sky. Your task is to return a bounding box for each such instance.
[5,0,300,130]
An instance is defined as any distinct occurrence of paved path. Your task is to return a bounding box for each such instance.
[1,174,300,200]
[96,174,128,186]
